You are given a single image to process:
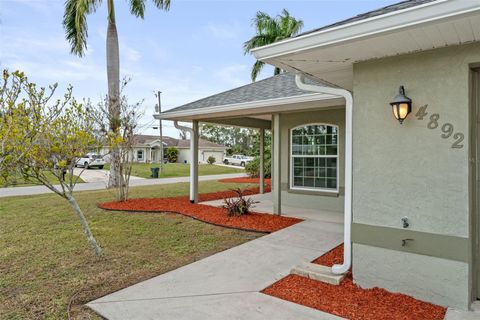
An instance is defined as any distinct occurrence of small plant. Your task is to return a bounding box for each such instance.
[165,147,179,163]
[207,156,216,164]
[223,188,258,216]
[245,154,271,178]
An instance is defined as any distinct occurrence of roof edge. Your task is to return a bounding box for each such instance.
[155,92,339,120]
[252,0,480,61]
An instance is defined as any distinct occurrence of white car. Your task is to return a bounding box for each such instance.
[75,153,105,169]
[223,155,253,167]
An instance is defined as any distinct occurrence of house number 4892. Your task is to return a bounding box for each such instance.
[415,104,464,149]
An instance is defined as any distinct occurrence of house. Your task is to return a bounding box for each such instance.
[155,0,480,311]
[102,135,227,163]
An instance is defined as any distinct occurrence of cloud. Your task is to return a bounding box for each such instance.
[213,64,249,87]
[206,23,240,41]
[124,47,142,62]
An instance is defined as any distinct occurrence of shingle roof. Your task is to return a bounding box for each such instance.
[162,72,328,114]
[133,135,226,149]
[296,0,437,37]
[133,135,178,147]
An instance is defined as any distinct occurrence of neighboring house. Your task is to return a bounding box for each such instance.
[155,0,480,311]
[101,135,227,163]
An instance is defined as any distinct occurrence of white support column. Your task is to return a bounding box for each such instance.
[272,114,281,215]
[259,128,265,194]
[190,120,199,203]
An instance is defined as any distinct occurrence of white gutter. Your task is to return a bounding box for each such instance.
[295,74,352,275]
[173,121,196,203]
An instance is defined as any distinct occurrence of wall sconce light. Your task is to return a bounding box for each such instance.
[389,85,412,124]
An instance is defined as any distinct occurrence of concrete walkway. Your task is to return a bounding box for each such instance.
[88,216,344,319]
[0,173,247,198]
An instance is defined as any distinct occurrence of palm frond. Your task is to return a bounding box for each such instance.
[63,0,100,57]
[251,60,264,82]
[129,0,146,18]
[244,8,303,81]
[151,0,171,10]
[243,34,276,54]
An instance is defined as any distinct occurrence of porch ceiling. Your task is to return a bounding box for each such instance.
[252,0,480,90]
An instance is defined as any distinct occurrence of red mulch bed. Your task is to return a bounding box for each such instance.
[98,186,301,233]
[262,244,447,320]
[218,177,271,185]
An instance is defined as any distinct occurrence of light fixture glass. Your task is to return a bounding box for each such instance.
[389,86,412,124]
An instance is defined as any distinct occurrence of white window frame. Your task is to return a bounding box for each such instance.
[289,123,339,193]
[137,150,144,161]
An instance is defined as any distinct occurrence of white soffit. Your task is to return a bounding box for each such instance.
[252,0,480,90]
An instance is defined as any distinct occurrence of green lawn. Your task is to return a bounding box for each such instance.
[2,171,84,188]
[104,162,243,179]
[0,181,260,319]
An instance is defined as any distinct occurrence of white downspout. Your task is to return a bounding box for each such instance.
[174,121,197,203]
[295,74,352,275]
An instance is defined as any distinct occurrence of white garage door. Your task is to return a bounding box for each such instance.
[201,151,224,163]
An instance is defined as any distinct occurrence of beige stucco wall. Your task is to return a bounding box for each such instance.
[278,108,345,212]
[352,43,480,309]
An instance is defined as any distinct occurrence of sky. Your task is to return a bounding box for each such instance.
[0,0,396,138]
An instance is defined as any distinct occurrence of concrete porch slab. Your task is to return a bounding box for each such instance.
[201,192,344,223]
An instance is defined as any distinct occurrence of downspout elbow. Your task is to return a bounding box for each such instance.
[173,121,193,134]
[295,74,353,275]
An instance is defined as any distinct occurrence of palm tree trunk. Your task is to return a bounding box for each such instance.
[107,0,121,188]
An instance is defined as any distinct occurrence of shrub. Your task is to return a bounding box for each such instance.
[207,155,216,164]
[165,147,179,163]
[223,188,258,216]
[245,155,271,178]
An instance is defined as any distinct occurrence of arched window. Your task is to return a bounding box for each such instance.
[290,124,338,192]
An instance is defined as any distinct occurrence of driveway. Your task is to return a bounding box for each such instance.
[72,168,144,183]
[87,216,344,319]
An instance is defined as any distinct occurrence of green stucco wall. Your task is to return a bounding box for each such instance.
[352,43,480,309]
[278,108,345,212]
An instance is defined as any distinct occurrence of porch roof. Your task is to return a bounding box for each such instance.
[154,73,344,128]
[252,0,480,90]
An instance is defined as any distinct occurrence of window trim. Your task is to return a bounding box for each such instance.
[137,150,144,161]
[289,123,339,194]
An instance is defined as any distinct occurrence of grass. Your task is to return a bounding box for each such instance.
[104,162,243,179]
[2,171,84,188]
[0,180,261,319]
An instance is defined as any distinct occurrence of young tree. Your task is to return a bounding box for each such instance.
[94,79,143,201]
[244,9,303,81]
[0,70,103,256]
[63,0,171,188]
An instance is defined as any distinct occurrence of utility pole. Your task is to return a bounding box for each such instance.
[156,91,164,175]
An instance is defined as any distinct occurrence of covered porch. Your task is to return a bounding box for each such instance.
[154,73,348,212]
[155,72,352,274]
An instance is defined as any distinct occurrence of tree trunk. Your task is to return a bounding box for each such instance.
[66,194,103,256]
[107,0,121,188]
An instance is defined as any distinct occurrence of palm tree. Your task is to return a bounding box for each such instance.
[244,9,303,82]
[63,0,170,187]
